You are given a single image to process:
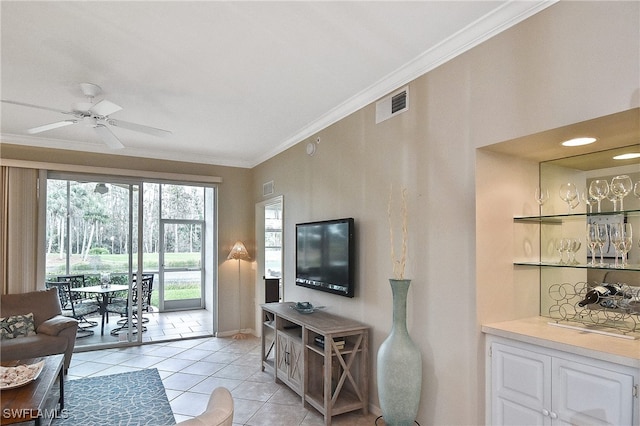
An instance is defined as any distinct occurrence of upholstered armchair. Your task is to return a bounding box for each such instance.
[175,387,234,426]
[1,288,78,372]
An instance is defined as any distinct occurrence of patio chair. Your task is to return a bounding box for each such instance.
[57,274,86,300]
[57,274,98,327]
[45,281,100,338]
[106,274,153,335]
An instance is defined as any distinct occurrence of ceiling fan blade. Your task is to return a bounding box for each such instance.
[107,119,172,137]
[27,120,77,134]
[89,99,122,116]
[2,99,74,115]
[94,124,124,149]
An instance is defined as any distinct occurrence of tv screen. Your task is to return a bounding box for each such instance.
[296,218,355,298]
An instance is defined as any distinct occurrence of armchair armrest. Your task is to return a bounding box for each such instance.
[37,315,78,336]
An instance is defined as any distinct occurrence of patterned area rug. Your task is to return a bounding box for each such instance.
[52,368,175,426]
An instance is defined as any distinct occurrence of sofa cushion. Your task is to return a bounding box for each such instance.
[0,334,68,362]
[0,289,62,328]
[0,313,37,339]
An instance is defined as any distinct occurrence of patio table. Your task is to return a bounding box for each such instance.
[69,284,128,336]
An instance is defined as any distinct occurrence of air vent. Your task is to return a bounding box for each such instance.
[263,181,274,197]
[376,86,409,124]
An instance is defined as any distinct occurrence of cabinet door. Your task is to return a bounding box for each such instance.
[275,332,303,392]
[276,333,289,379]
[492,343,552,425]
[553,357,634,426]
[288,338,303,390]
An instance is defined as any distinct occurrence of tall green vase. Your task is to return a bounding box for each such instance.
[377,279,422,425]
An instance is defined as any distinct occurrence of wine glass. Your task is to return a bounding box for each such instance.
[586,223,599,266]
[610,175,633,211]
[607,191,619,212]
[559,183,579,214]
[534,188,549,208]
[595,223,609,266]
[581,190,596,214]
[634,182,640,199]
[554,238,569,265]
[568,238,581,265]
[619,225,633,268]
[555,238,571,265]
[589,180,609,213]
[610,222,632,268]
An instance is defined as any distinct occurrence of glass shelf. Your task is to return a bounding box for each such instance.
[514,262,640,272]
[514,209,640,223]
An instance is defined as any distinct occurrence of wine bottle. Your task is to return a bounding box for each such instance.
[577,286,611,307]
[603,283,624,296]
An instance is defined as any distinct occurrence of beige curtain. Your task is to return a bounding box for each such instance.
[0,166,40,294]
[1,167,8,294]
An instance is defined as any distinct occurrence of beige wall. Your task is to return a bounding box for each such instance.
[0,144,255,335]
[251,2,640,424]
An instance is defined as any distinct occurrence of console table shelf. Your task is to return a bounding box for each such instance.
[260,302,369,425]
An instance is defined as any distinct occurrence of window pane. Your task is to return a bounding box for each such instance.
[161,184,204,220]
[265,247,282,278]
[46,180,134,278]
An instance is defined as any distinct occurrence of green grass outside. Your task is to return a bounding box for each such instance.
[47,252,202,305]
[46,252,201,275]
[150,283,201,307]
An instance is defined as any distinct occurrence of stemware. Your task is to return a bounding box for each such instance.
[534,188,549,207]
[610,222,632,268]
[586,223,599,266]
[610,175,633,211]
[607,191,619,212]
[595,223,609,266]
[589,180,609,213]
[609,223,632,268]
[568,238,581,265]
[634,182,640,199]
[581,191,596,214]
[554,238,569,265]
[559,183,579,214]
[609,224,622,268]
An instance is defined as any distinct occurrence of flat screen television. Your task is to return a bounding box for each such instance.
[295,217,355,298]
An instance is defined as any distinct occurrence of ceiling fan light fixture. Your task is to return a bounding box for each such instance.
[94,183,109,195]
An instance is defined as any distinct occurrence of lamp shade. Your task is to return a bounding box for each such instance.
[227,241,250,260]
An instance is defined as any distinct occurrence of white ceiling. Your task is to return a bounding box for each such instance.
[1,1,552,168]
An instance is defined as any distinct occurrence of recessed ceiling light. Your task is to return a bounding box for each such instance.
[561,137,597,147]
[613,153,640,160]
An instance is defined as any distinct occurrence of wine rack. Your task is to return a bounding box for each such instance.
[547,281,640,337]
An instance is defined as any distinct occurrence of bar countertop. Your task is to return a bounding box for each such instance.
[482,316,640,369]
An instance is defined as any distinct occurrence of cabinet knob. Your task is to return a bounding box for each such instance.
[541,409,550,416]
[549,412,558,419]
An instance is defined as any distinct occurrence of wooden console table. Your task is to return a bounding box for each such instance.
[261,302,369,425]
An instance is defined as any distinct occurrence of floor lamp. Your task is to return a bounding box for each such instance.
[227,241,250,339]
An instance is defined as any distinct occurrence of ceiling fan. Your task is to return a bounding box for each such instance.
[1,83,172,149]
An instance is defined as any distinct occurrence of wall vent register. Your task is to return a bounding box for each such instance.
[376,86,409,124]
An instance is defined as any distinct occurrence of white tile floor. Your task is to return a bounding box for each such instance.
[74,308,214,348]
[68,336,381,425]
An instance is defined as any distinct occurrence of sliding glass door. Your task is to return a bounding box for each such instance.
[159,219,204,311]
[45,176,141,345]
[46,174,215,346]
